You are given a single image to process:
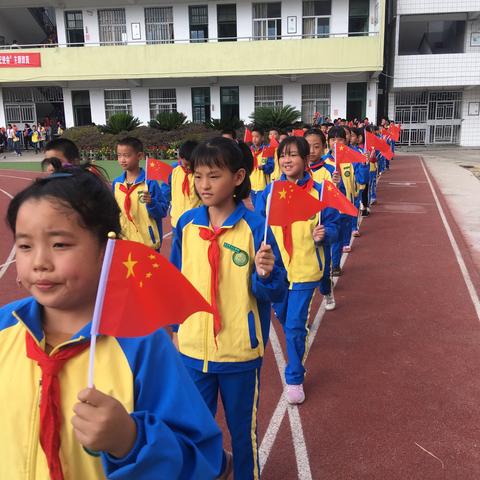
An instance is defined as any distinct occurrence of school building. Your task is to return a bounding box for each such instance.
[0,0,386,132]
[385,0,480,146]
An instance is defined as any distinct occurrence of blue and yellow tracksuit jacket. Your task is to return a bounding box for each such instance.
[351,145,370,195]
[0,297,224,480]
[270,148,281,181]
[250,145,274,192]
[255,173,340,289]
[170,202,288,373]
[310,159,335,184]
[112,168,168,250]
[323,152,356,203]
[161,163,202,228]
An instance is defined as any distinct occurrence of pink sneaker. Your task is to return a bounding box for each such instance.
[352,230,360,237]
[343,246,352,253]
[286,384,305,404]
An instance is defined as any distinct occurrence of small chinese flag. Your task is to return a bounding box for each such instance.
[335,144,368,164]
[321,180,358,217]
[292,129,305,137]
[268,181,324,226]
[146,158,173,183]
[269,136,279,148]
[388,124,401,142]
[96,239,213,337]
[262,145,276,159]
[244,128,253,143]
[365,131,393,160]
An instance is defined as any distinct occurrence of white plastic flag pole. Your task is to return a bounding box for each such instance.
[145,156,148,181]
[334,142,338,173]
[263,181,274,245]
[87,237,116,388]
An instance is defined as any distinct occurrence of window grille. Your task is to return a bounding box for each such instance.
[254,86,283,109]
[149,88,177,118]
[145,7,174,44]
[104,90,132,119]
[301,84,330,122]
[98,9,127,45]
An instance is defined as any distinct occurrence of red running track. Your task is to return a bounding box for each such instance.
[0,157,479,479]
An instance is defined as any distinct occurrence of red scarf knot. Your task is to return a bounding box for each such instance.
[118,182,141,224]
[25,332,89,480]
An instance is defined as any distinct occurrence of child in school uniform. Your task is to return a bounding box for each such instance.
[1,166,226,479]
[255,136,340,404]
[161,140,201,228]
[112,137,168,250]
[349,127,370,237]
[249,127,274,205]
[323,127,357,276]
[304,128,337,311]
[171,137,287,479]
[269,128,282,181]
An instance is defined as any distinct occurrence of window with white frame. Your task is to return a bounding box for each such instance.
[301,84,330,123]
[104,90,132,119]
[252,3,281,40]
[98,9,127,45]
[302,0,331,38]
[145,7,174,44]
[149,89,177,118]
[254,86,283,109]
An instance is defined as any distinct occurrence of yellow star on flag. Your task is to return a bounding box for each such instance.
[279,189,287,200]
[146,272,152,279]
[152,263,159,269]
[148,254,155,260]
[327,185,334,191]
[150,161,155,167]
[123,253,138,279]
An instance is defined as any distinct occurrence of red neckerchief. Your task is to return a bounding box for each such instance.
[282,177,314,264]
[199,227,228,342]
[25,332,89,480]
[118,182,141,223]
[180,165,190,196]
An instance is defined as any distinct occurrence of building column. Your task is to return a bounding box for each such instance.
[89,89,106,125]
[330,82,347,119]
[210,85,221,120]
[131,87,150,124]
[283,83,302,112]
[62,88,74,128]
[366,79,378,123]
[239,85,254,123]
[176,86,192,121]
[0,89,6,128]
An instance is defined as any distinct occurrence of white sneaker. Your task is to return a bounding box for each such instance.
[285,384,305,404]
[325,293,336,311]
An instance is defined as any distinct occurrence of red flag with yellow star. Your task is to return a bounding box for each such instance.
[321,180,358,217]
[335,144,368,164]
[145,157,173,183]
[268,180,325,226]
[97,239,213,337]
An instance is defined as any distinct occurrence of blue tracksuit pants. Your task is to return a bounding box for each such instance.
[352,195,361,231]
[332,214,352,268]
[369,171,377,203]
[319,245,332,296]
[274,287,316,385]
[186,367,261,480]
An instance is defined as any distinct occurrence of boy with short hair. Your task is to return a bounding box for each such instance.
[112,137,168,250]
[45,138,81,166]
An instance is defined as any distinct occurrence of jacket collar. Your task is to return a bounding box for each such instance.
[192,202,248,230]
[278,171,312,186]
[120,167,145,185]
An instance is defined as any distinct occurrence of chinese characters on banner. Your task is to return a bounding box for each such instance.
[0,53,41,67]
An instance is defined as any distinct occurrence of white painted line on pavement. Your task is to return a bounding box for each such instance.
[421,158,480,321]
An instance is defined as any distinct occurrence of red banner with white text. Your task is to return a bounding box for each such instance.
[0,53,41,68]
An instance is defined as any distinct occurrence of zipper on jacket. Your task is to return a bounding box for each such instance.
[27,378,41,480]
[202,316,209,373]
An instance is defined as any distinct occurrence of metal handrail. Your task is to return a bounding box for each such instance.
[0,31,378,49]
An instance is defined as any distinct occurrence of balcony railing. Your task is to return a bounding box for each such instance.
[0,31,379,49]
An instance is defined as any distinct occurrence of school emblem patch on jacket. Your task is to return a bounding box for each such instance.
[223,242,249,267]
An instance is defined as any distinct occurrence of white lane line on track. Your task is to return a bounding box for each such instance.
[0,187,16,281]
[260,223,360,477]
[0,174,36,181]
[420,158,480,321]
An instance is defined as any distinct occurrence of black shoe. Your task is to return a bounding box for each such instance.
[332,267,342,277]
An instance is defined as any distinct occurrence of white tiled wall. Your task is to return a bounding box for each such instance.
[460,87,480,146]
[398,0,480,15]
[393,53,480,88]
[465,19,480,54]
